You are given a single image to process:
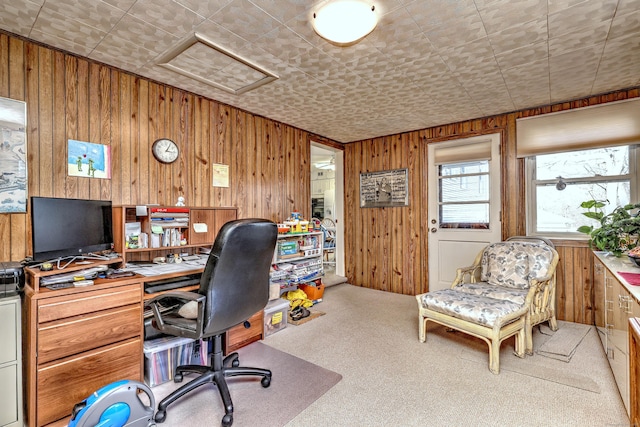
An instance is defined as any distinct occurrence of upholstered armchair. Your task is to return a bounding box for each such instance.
[416,238,559,374]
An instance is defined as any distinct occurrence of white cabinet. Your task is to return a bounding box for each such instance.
[270,231,324,295]
[594,252,640,416]
[0,295,22,427]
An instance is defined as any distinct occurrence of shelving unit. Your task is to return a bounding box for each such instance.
[270,231,324,295]
[112,205,237,263]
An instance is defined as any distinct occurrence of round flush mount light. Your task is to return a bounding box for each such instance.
[312,1,377,45]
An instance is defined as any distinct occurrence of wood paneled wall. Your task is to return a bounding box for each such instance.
[344,88,639,325]
[3,30,639,325]
[0,32,330,262]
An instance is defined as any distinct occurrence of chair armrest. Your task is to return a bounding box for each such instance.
[145,291,206,339]
[451,264,481,287]
[525,276,556,315]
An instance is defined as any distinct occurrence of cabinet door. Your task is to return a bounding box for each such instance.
[0,365,18,426]
[593,258,607,350]
[630,316,640,426]
[0,301,17,365]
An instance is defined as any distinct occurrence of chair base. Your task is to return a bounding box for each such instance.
[154,334,271,427]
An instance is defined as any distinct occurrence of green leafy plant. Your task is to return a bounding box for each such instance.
[578,199,640,256]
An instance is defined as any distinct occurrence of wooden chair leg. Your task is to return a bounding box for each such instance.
[489,339,500,375]
[514,328,526,358]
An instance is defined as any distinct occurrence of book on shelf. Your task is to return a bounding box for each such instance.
[150,207,190,214]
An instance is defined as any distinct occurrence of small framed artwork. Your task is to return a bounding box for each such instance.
[360,168,409,208]
[0,97,27,213]
[68,139,111,179]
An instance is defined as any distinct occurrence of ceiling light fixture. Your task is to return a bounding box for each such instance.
[312,1,377,45]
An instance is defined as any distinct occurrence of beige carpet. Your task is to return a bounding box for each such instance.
[458,322,600,393]
[151,342,342,427]
[537,321,591,362]
[265,284,628,427]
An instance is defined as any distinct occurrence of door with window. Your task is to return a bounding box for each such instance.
[427,133,502,292]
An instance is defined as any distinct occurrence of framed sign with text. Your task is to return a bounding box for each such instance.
[360,168,408,208]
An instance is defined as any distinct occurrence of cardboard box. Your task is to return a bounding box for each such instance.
[299,281,325,301]
[143,336,207,387]
[263,299,289,337]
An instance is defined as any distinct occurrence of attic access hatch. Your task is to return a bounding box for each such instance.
[157,33,278,95]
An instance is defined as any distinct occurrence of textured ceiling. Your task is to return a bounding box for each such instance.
[1,0,639,143]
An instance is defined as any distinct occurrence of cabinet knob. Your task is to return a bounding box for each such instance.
[243,320,251,329]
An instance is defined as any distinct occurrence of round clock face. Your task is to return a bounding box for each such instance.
[152,138,179,164]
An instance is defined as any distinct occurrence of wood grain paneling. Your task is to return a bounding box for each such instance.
[344,86,639,325]
[3,30,639,325]
[0,31,329,265]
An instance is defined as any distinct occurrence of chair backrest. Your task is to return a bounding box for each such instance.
[480,241,557,289]
[199,218,277,337]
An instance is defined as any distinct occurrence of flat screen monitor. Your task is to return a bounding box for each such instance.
[31,196,113,262]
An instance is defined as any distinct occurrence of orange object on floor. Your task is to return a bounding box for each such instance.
[299,281,325,300]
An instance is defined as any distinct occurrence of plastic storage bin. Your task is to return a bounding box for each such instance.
[143,336,207,387]
[263,299,289,337]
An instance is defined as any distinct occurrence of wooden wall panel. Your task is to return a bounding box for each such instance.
[3,31,639,325]
[0,32,326,265]
[343,86,639,325]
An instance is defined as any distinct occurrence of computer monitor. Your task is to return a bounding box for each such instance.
[30,196,113,262]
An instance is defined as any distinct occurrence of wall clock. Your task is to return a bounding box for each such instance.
[152,138,179,164]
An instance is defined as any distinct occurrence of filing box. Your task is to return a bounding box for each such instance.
[263,299,289,337]
[143,336,207,387]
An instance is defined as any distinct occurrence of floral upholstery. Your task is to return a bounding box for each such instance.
[480,241,555,289]
[453,282,527,306]
[416,238,559,374]
[420,289,523,327]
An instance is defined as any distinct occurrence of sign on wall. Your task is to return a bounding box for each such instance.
[360,168,409,208]
[0,97,27,213]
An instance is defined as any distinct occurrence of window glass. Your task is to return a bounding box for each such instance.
[536,146,629,180]
[528,146,634,235]
[439,160,490,229]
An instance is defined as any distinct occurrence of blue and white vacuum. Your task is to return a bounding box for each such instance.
[68,380,156,427]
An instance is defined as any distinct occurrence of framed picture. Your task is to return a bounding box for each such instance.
[360,168,409,208]
[67,139,111,179]
[0,97,27,213]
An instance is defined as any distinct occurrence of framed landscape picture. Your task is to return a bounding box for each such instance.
[0,97,27,213]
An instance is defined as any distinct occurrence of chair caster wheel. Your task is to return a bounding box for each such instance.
[174,373,183,383]
[222,414,233,426]
[154,410,166,423]
[232,359,239,368]
[261,376,271,388]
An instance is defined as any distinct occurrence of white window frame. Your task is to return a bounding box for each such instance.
[526,145,640,238]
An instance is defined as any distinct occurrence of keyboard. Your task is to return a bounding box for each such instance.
[144,274,201,294]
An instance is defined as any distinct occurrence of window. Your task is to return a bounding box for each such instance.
[527,145,637,236]
[439,160,490,229]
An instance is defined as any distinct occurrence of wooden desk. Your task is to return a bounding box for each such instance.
[23,256,263,426]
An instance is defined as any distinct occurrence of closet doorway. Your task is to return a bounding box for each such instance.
[310,143,344,278]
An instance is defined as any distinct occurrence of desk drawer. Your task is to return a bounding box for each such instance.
[225,310,263,354]
[38,304,141,364]
[38,284,141,323]
[37,338,142,427]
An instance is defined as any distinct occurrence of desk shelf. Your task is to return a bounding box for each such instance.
[113,206,237,264]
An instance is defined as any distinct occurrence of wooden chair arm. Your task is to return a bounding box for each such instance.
[451,264,482,287]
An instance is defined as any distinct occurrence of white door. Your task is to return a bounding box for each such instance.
[427,133,502,292]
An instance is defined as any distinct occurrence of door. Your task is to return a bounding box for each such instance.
[427,133,502,292]
[311,143,344,277]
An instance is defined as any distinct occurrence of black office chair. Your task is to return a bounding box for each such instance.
[146,218,277,427]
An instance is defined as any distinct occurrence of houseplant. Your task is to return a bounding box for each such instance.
[577,199,640,256]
